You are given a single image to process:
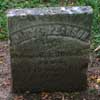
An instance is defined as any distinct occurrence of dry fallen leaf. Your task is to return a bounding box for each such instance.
[14,96,24,100]
[0,61,3,64]
[90,75,97,81]
[97,78,100,84]
[2,79,11,88]
[94,45,100,52]
[41,92,49,100]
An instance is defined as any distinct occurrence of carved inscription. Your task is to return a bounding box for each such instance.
[11,23,89,45]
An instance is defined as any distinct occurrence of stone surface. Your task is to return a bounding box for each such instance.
[7,7,93,93]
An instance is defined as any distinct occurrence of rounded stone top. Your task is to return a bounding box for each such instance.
[7,6,93,17]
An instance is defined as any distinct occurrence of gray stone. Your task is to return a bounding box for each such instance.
[7,7,93,93]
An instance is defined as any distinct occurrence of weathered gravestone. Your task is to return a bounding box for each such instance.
[7,7,93,93]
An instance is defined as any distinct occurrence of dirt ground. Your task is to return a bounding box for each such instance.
[0,41,100,100]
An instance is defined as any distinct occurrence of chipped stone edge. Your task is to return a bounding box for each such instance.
[6,6,93,17]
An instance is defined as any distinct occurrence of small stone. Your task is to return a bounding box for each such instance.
[95,84,99,89]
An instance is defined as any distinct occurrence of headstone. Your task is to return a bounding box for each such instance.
[7,7,93,93]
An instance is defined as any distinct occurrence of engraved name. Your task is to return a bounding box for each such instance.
[11,23,90,45]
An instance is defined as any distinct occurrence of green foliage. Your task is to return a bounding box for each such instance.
[0,0,99,48]
[76,0,100,48]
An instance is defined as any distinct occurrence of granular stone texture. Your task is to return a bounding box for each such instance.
[7,7,93,93]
